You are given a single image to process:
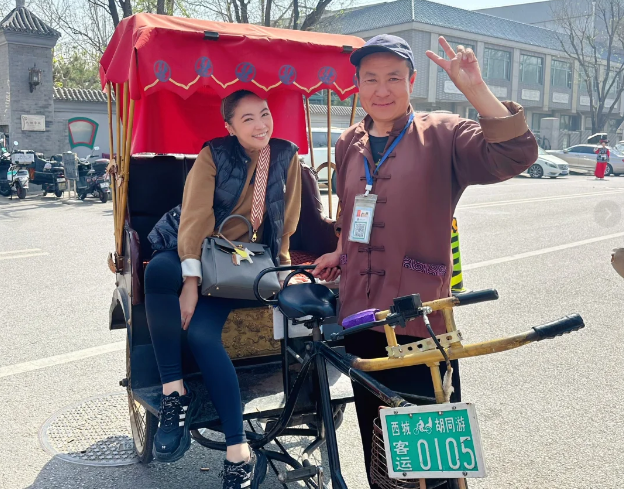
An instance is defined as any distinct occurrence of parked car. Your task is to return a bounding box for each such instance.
[614,141,624,153]
[548,144,624,175]
[527,147,569,178]
[587,132,608,144]
[299,127,343,192]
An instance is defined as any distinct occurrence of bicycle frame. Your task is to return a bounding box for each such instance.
[242,266,585,488]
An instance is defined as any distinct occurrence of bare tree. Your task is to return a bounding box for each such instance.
[552,0,624,133]
[189,0,347,30]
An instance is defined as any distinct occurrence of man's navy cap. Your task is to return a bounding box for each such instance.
[350,34,415,70]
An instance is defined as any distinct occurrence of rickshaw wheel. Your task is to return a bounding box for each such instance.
[55,190,63,198]
[126,339,158,463]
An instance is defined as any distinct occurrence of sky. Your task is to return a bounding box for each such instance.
[355,0,546,10]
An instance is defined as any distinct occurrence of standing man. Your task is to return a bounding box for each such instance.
[313,35,538,487]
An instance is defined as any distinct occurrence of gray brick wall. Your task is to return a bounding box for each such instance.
[517,50,545,108]
[436,36,477,102]
[0,38,9,127]
[7,40,58,155]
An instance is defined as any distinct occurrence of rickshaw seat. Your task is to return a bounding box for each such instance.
[277,283,337,320]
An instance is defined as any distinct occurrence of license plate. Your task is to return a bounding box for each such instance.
[58,183,67,190]
[100,182,109,188]
[57,178,66,183]
[380,402,485,479]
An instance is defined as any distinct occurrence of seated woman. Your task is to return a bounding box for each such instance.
[144,90,302,488]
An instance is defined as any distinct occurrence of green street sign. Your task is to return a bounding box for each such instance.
[380,402,486,479]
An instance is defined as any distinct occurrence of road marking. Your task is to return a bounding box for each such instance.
[1,232,623,379]
[458,190,624,210]
[0,252,49,261]
[0,341,125,379]
[464,232,624,271]
[0,248,43,255]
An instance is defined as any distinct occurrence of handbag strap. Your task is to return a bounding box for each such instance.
[250,144,271,242]
[217,214,253,240]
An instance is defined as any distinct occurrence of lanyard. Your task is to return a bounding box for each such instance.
[363,112,414,195]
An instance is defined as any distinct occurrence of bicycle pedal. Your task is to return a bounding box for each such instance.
[278,465,320,483]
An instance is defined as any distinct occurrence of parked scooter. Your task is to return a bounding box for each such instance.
[79,152,110,203]
[39,158,67,198]
[0,142,30,199]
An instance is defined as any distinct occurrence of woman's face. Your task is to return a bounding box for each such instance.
[226,95,273,152]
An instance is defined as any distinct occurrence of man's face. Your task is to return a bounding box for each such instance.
[358,52,415,126]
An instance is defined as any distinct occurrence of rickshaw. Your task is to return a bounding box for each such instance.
[100,14,585,489]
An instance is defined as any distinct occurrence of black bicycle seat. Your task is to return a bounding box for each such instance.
[277,283,337,320]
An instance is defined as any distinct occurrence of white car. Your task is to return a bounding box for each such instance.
[527,146,569,178]
[299,127,343,191]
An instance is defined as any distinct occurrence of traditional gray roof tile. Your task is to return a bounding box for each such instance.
[0,7,60,37]
[323,0,561,50]
[53,87,112,103]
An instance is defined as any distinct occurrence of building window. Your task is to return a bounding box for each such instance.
[438,41,475,71]
[467,108,479,121]
[551,60,572,88]
[483,48,511,81]
[560,115,580,131]
[520,55,543,85]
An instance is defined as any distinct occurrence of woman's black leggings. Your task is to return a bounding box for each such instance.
[144,250,258,447]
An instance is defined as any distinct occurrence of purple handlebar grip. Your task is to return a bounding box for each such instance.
[342,309,380,329]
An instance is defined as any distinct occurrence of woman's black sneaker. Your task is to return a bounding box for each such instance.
[221,450,267,489]
[153,385,198,463]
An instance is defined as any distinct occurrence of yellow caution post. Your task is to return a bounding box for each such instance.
[451,217,465,292]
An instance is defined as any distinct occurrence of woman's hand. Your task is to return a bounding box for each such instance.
[312,251,342,282]
[180,277,199,330]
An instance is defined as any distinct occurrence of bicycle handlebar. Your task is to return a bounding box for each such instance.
[253,265,317,305]
[453,289,499,306]
[531,314,584,340]
[349,313,585,372]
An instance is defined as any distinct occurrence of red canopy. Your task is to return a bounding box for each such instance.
[100,14,365,155]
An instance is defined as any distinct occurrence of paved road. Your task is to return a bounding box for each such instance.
[1,174,623,488]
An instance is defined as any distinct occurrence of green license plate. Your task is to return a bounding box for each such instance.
[380,402,486,479]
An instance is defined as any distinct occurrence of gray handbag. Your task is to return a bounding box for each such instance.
[200,214,281,300]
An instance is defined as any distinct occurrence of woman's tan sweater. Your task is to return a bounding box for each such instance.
[178,144,301,281]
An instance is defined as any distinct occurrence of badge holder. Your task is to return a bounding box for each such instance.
[348,190,378,244]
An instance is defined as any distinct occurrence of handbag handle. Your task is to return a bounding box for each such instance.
[217,214,253,241]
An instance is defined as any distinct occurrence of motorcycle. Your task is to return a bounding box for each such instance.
[39,160,67,198]
[79,157,111,203]
[0,141,30,199]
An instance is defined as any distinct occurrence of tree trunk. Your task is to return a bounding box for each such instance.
[119,0,133,18]
[264,0,272,27]
[108,0,120,26]
[157,0,165,14]
[300,0,332,31]
[293,0,299,29]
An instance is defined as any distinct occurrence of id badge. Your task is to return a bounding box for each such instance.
[348,194,378,244]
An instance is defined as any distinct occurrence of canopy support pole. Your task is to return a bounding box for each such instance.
[118,96,135,253]
[350,94,359,126]
[326,89,333,219]
[106,82,117,229]
[115,83,122,256]
[305,97,315,170]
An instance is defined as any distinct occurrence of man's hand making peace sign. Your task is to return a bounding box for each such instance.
[426,36,511,118]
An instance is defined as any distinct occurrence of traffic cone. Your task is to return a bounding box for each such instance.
[451,217,465,292]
